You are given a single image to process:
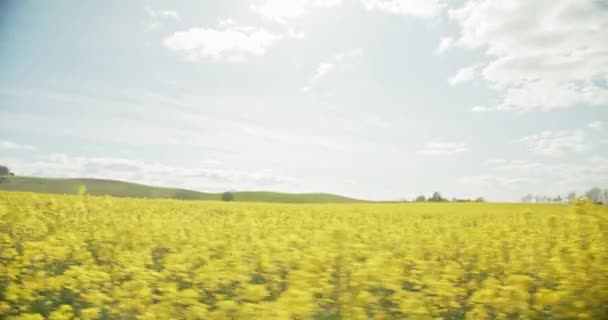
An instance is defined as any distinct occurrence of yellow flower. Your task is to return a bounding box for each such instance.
[80,307,100,320]
[17,314,45,320]
[240,284,269,302]
[2,191,607,320]
[48,305,74,320]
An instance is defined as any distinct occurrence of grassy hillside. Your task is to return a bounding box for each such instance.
[227,191,362,203]
[0,176,363,203]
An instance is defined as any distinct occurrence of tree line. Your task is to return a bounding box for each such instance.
[410,192,485,203]
[522,187,607,205]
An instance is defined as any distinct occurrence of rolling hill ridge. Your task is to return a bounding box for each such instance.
[0,176,364,203]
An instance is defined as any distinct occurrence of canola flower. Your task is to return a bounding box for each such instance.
[0,191,607,319]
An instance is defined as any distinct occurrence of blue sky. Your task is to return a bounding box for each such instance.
[1,0,607,201]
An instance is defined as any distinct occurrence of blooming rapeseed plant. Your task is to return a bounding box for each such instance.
[0,191,607,319]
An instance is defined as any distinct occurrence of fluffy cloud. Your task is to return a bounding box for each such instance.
[434,36,453,55]
[448,64,478,85]
[252,0,343,23]
[461,155,608,199]
[301,49,363,91]
[448,0,608,112]
[459,175,536,187]
[471,106,490,113]
[0,140,35,150]
[516,130,586,156]
[287,28,305,39]
[483,156,608,190]
[416,141,468,155]
[10,153,293,190]
[486,158,543,171]
[361,0,446,18]
[312,63,336,81]
[163,22,281,62]
[145,7,180,20]
[253,0,445,22]
[588,120,605,130]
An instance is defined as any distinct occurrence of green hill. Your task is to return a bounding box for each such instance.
[0,176,363,203]
[225,191,362,203]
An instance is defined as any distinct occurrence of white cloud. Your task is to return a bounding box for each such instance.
[10,153,293,190]
[302,49,363,91]
[478,156,608,193]
[416,141,469,155]
[253,0,445,21]
[0,140,35,150]
[363,116,390,129]
[471,106,491,113]
[252,0,309,22]
[488,159,544,171]
[486,158,507,165]
[287,28,305,39]
[315,0,343,7]
[145,7,179,29]
[218,18,237,26]
[459,175,536,187]
[448,0,608,112]
[312,63,336,81]
[163,22,281,62]
[146,7,180,20]
[334,48,363,62]
[588,120,604,130]
[434,36,453,55]
[448,64,479,85]
[516,130,586,156]
[493,81,602,112]
[361,0,446,18]
[252,0,342,23]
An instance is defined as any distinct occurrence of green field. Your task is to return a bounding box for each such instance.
[0,176,363,203]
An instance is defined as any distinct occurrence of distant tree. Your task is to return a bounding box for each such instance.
[591,189,607,205]
[474,197,485,203]
[415,195,426,202]
[567,192,577,203]
[0,165,9,176]
[554,195,562,203]
[221,191,234,202]
[521,194,534,203]
[429,192,444,202]
[585,187,603,204]
[536,195,544,203]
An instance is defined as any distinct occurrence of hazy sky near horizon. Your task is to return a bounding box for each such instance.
[1,0,607,201]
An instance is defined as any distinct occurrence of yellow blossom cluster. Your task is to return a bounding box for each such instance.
[1,191,607,319]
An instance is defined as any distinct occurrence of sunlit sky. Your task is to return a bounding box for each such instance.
[1,0,607,201]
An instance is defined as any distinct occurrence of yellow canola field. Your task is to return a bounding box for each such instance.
[1,191,607,320]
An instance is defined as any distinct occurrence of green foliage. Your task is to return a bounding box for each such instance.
[222,191,234,202]
[429,192,446,202]
[415,195,426,202]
